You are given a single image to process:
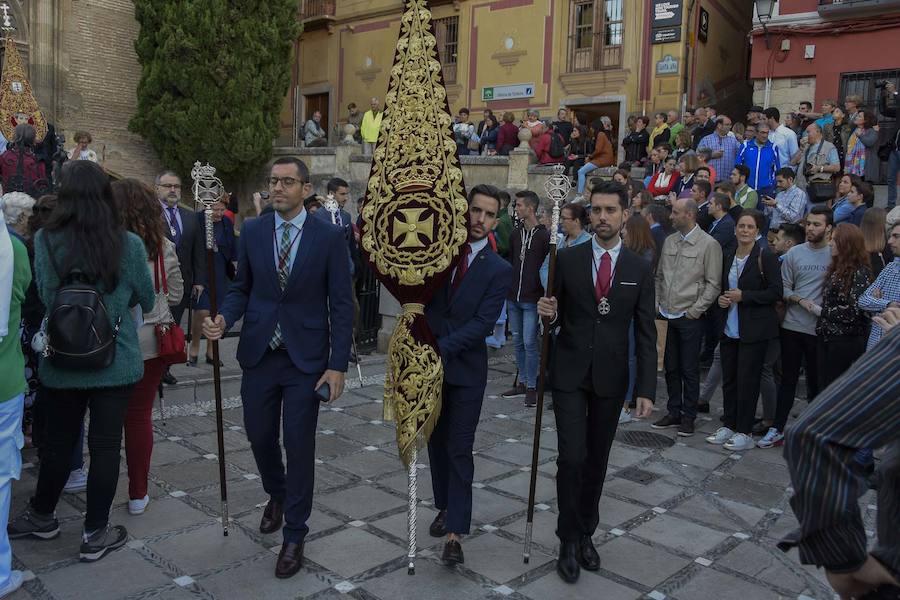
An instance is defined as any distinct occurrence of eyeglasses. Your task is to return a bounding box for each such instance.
[158,183,182,190]
[268,176,303,188]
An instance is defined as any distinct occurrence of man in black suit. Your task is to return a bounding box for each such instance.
[425,184,512,566]
[157,170,206,384]
[707,193,736,256]
[538,181,657,584]
[642,204,669,271]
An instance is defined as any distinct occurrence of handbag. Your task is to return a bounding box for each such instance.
[153,248,187,366]
[802,141,834,204]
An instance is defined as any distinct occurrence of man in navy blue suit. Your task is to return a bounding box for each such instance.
[425,184,512,566]
[203,157,353,579]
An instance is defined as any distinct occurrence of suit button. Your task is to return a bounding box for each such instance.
[588,344,593,350]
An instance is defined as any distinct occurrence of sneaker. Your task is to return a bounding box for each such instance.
[651,414,680,429]
[501,383,526,399]
[79,524,128,562]
[677,418,695,437]
[523,388,537,408]
[162,370,177,385]
[756,428,784,449]
[0,570,23,597]
[705,426,735,445]
[128,495,150,516]
[63,466,88,493]
[618,408,632,425]
[7,507,60,540]
[725,433,755,451]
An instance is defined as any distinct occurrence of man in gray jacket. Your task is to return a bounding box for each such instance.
[652,198,722,436]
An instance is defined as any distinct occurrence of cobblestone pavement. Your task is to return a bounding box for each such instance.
[8,340,877,600]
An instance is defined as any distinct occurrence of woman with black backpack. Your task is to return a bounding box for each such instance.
[8,160,154,563]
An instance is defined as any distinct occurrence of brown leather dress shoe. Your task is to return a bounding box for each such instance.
[259,498,284,534]
[275,541,304,579]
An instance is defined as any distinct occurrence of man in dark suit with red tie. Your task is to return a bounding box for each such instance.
[425,184,512,566]
[538,180,657,584]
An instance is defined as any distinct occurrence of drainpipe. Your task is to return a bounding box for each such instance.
[683,0,697,108]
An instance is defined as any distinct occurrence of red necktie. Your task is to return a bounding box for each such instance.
[595,252,611,301]
[451,244,471,294]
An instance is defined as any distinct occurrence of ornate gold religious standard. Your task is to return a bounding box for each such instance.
[0,34,48,143]
[360,0,468,574]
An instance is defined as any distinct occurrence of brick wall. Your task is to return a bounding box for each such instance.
[57,0,161,182]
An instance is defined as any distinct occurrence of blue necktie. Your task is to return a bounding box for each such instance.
[166,207,182,246]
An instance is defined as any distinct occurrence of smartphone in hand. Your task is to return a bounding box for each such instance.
[315,382,331,403]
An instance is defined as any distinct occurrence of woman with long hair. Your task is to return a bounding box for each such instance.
[674,154,699,197]
[830,173,853,213]
[9,161,154,561]
[496,111,519,156]
[814,223,872,389]
[704,210,783,451]
[111,179,183,516]
[860,207,890,277]
[673,129,693,161]
[617,213,656,424]
[845,110,879,189]
[479,113,500,155]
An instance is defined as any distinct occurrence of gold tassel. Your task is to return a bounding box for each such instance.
[384,303,443,468]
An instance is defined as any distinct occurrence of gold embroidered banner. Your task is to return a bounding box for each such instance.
[361,0,468,468]
[0,36,48,143]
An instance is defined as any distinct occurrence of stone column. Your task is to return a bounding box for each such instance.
[334,142,361,181]
[377,288,401,353]
[28,0,64,121]
[507,149,530,190]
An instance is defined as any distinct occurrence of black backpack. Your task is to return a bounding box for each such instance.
[548,130,566,159]
[42,235,121,370]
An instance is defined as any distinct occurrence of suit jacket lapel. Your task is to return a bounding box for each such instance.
[737,244,760,285]
[285,220,318,292]
[607,248,631,301]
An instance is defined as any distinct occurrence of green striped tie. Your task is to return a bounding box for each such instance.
[269,223,293,349]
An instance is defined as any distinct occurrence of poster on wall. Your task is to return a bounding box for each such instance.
[651,0,683,28]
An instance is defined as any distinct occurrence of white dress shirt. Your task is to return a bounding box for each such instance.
[590,235,622,287]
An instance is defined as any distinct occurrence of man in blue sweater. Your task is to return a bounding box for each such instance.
[735,122,780,200]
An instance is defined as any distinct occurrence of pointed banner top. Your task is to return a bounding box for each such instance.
[362,0,468,290]
[0,36,48,143]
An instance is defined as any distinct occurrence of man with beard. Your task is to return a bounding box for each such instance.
[425,184,512,566]
[203,157,352,579]
[758,206,833,449]
[537,181,657,584]
[156,170,206,385]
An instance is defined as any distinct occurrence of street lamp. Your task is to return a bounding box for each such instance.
[755,0,776,49]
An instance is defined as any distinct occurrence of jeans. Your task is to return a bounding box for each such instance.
[32,385,134,532]
[888,149,899,209]
[663,316,704,420]
[576,163,601,194]
[507,301,539,389]
[0,394,24,592]
[774,329,819,432]
[125,358,165,500]
[485,301,507,349]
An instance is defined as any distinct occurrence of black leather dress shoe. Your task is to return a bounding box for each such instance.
[259,499,284,534]
[429,509,447,537]
[578,535,600,571]
[161,370,177,385]
[441,539,464,565]
[275,541,304,579]
[556,541,580,583]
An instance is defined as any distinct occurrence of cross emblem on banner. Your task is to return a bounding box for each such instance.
[392,207,435,249]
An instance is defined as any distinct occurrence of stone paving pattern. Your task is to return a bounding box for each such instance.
[7,342,879,599]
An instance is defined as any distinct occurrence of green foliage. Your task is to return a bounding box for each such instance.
[130,0,300,181]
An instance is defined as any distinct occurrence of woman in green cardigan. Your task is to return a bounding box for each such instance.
[8,161,154,563]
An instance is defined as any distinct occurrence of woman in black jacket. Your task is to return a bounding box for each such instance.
[622,116,650,164]
[706,210,783,452]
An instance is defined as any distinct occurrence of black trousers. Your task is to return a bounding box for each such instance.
[31,385,133,531]
[774,329,820,432]
[664,316,704,420]
[427,382,485,535]
[553,376,622,542]
[817,335,866,391]
[720,337,769,434]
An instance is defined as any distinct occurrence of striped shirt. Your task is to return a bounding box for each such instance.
[778,325,900,577]
[699,132,741,183]
[768,185,808,230]
[859,258,900,349]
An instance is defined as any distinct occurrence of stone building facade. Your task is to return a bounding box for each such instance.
[5,0,160,181]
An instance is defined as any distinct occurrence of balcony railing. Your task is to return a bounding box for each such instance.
[566,32,623,73]
[301,0,336,21]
